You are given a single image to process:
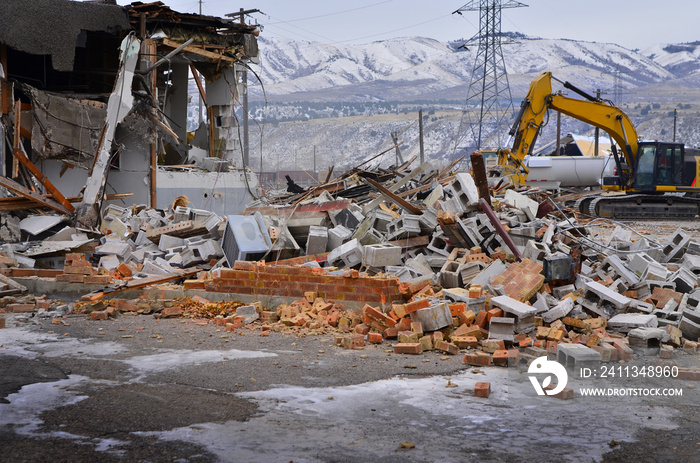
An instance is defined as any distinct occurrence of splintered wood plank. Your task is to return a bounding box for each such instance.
[0,176,69,214]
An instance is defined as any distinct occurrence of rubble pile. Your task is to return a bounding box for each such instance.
[2,160,700,383]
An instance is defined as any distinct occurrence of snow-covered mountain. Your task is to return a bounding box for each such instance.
[250,34,674,101]
[643,41,700,77]
[210,35,700,175]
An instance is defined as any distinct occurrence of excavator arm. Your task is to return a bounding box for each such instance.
[498,71,640,184]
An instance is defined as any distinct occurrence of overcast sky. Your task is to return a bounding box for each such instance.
[114,0,698,50]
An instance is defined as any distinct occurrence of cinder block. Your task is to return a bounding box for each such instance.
[305,226,328,256]
[541,298,574,324]
[327,239,363,268]
[488,317,515,342]
[489,295,538,333]
[557,343,601,370]
[363,244,402,268]
[327,225,353,251]
[607,313,658,333]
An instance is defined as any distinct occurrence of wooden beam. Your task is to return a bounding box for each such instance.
[189,64,207,106]
[12,100,20,178]
[0,176,68,214]
[161,38,235,63]
[13,145,75,213]
[363,177,423,215]
[81,268,201,301]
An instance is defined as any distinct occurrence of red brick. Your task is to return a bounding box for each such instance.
[659,345,674,359]
[85,275,110,285]
[410,322,423,336]
[449,302,466,316]
[493,349,509,367]
[184,280,206,290]
[394,342,423,354]
[519,337,533,348]
[159,307,184,319]
[486,308,503,321]
[481,338,505,353]
[404,298,430,314]
[383,327,399,339]
[463,352,491,366]
[35,300,51,310]
[355,323,370,335]
[544,385,574,400]
[233,261,256,271]
[9,303,36,313]
[475,310,488,328]
[368,332,383,344]
[397,317,412,331]
[341,335,366,349]
[452,335,479,349]
[613,339,633,361]
[434,340,459,355]
[90,310,108,320]
[474,382,491,398]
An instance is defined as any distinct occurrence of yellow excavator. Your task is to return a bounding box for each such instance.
[491,71,700,219]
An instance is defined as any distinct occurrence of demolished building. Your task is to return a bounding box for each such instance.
[0,0,261,220]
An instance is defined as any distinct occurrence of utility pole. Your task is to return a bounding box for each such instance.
[418,109,425,164]
[391,131,404,166]
[556,111,561,155]
[673,108,677,142]
[197,0,203,125]
[242,64,249,167]
[313,145,316,179]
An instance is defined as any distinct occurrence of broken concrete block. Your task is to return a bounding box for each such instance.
[583,280,632,311]
[599,255,640,286]
[327,225,353,251]
[386,214,421,241]
[305,226,328,255]
[469,260,507,287]
[503,189,538,221]
[557,343,601,370]
[426,230,454,257]
[541,298,574,324]
[236,304,260,324]
[327,239,363,268]
[669,267,698,294]
[656,228,692,263]
[410,301,452,331]
[445,172,480,210]
[95,240,133,261]
[98,254,120,271]
[488,317,515,342]
[607,313,658,333]
[363,244,402,268]
[489,295,538,333]
[628,327,666,351]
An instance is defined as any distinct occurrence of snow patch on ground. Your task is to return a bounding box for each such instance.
[124,348,277,375]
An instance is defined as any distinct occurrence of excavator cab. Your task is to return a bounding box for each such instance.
[632,142,692,191]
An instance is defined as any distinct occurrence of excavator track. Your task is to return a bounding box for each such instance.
[586,194,700,219]
[573,193,602,216]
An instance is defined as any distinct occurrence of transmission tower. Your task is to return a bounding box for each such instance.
[613,69,622,107]
[453,0,527,153]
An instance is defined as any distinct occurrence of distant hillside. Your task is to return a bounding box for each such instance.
[250,35,672,102]
[192,35,700,174]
